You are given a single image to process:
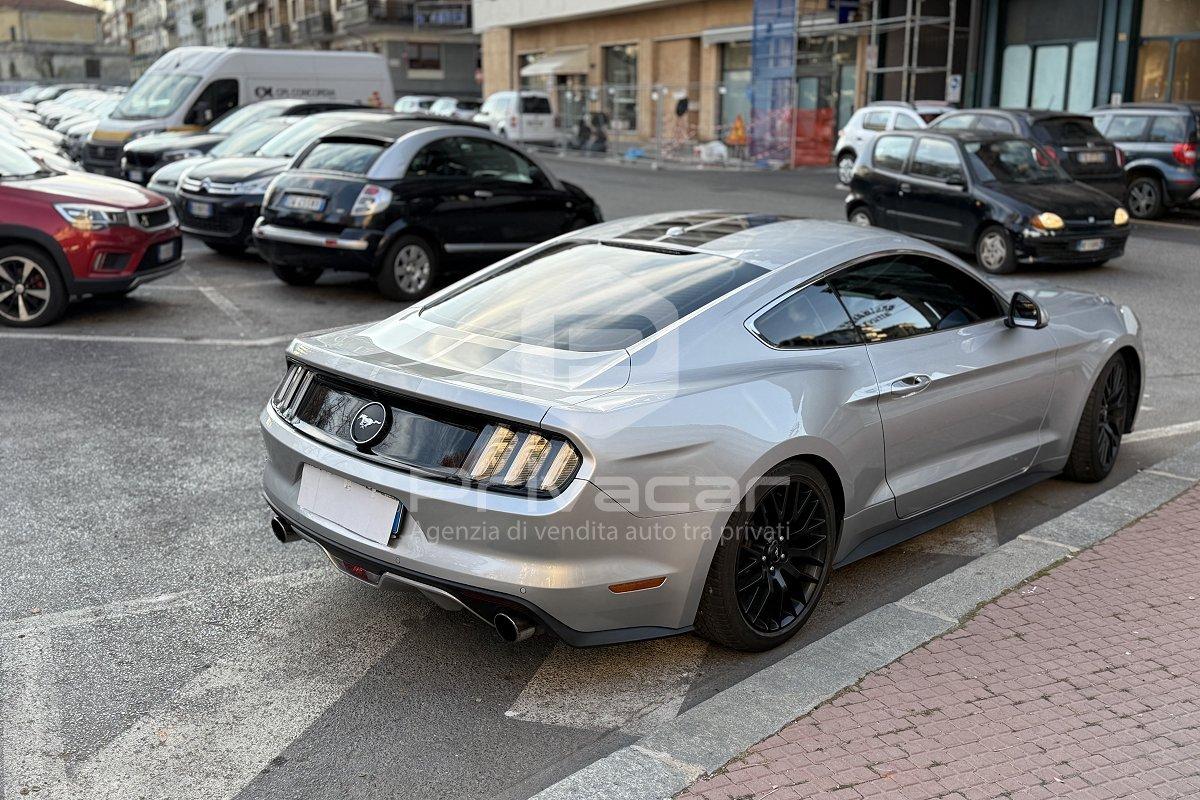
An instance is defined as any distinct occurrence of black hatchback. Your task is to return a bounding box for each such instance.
[931,109,1126,200]
[845,130,1130,274]
[254,121,602,299]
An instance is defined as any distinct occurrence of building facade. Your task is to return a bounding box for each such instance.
[0,0,128,83]
[974,0,1200,109]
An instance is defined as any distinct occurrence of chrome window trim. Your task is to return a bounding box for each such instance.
[744,248,1009,350]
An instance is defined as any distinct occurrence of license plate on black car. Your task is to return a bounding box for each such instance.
[1077,151,1107,164]
[282,194,325,212]
[1077,238,1104,252]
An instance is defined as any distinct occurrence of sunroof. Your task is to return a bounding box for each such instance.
[615,212,799,248]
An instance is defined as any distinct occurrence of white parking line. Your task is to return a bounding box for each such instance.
[1126,419,1200,443]
[0,590,197,638]
[184,271,254,331]
[505,636,709,734]
[2,570,423,800]
[0,331,293,346]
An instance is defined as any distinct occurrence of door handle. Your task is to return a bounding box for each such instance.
[899,182,912,194]
[473,189,494,199]
[890,375,931,397]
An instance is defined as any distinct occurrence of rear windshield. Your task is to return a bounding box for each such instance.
[421,242,767,352]
[964,139,1071,184]
[1032,117,1103,144]
[521,96,552,114]
[297,140,385,174]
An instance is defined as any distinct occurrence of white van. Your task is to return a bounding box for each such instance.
[84,47,393,176]
[474,91,556,144]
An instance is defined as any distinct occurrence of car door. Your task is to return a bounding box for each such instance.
[895,137,976,249]
[829,255,1057,518]
[400,137,490,252]
[452,137,572,248]
[865,134,915,230]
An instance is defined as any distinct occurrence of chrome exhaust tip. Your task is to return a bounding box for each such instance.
[493,612,536,643]
[270,515,299,544]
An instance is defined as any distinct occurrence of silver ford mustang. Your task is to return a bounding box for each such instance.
[261,212,1142,651]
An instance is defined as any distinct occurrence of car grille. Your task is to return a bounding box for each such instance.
[131,205,174,230]
[86,143,119,162]
[125,151,160,168]
[275,365,485,477]
[179,177,240,195]
[137,236,182,271]
[179,208,243,235]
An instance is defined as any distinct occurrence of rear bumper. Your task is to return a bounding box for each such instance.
[1016,226,1130,263]
[260,404,722,644]
[253,219,380,272]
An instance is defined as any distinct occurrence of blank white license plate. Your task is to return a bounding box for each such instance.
[187,200,212,218]
[156,241,176,261]
[128,169,143,182]
[282,193,325,212]
[1077,238,1105,252]
[1076,151,1107,164]
[297,464,402,546]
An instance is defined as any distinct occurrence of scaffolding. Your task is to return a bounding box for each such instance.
[864,0,974,103]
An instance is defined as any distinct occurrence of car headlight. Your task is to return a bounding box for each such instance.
[461,423,582,494]
[233,176,274,195]
[128,128,164,141]
[1031,211,1065,231]
[163,148,202,162]
[1114,207,1129,226]
[54,203,128,230]
[350,184,392,217]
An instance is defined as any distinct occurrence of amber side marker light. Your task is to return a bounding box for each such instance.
[608,577,667,594]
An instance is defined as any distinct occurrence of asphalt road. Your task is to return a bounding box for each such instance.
[2,160,1198,800]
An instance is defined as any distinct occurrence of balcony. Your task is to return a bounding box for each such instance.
[340,0,413,29]
[414,1,469,29]
[294,11,333,40]
[268,23,291,46]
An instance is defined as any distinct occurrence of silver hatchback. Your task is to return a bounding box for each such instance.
[261,212,1142,651]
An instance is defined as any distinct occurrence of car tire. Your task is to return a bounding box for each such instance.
[205,242,247,257]
[1126,175,1165,220]
[0,245,68,327]
[848,205,873,227]
[1063,354,1130,483]
[836,152,856,185]
[376,235,438,302]
[271,262,324,287]
[694,462,837,652]
[975,225,1016,274]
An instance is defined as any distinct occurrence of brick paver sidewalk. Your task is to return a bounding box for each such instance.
[680,484,1200,800]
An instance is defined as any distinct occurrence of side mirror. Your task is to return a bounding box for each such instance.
[945,173,966,188]
[1006,291,1048,329]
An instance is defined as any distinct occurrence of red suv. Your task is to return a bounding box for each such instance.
[0,143,183,326]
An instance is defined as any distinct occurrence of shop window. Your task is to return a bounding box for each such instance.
[1140,0,1200,37]
[1067,41,1097,112]
[602,44,637,131]
[85,58,100,79]
[999,45,1031,107]
[1173,40,1200,101]
[719,42,751,135]
[407,43,442,74]
[1031,45,1068,110]
[1135,40,1171,101]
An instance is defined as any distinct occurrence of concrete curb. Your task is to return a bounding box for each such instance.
[531,442,1200,800]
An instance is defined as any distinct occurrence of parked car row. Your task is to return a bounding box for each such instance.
[837,100,1200,220]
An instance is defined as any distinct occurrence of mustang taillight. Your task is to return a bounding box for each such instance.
[461,423,581,494]
[271,363,309,417]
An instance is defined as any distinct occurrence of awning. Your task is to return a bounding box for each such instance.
[519,49,588,77]
[701,25,752,45]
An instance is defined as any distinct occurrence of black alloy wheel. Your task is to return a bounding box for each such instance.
[1063,354,1130,482]
[1126,176,1164,220]
[695,462,836,651]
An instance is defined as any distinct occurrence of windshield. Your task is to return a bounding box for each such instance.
[210,102,284,134]
[298,140,384,174]
[421,242,767,352]
[965,139,1071,185]
[0,143,49,179]
[257,115,368,157]
[113,73,201,120]
[210,118,293,157]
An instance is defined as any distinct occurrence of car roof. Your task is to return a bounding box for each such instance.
[878,128,1019,144]
[322,116,487,142]
[1091,102,1200,114]
[574,211,939,272]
